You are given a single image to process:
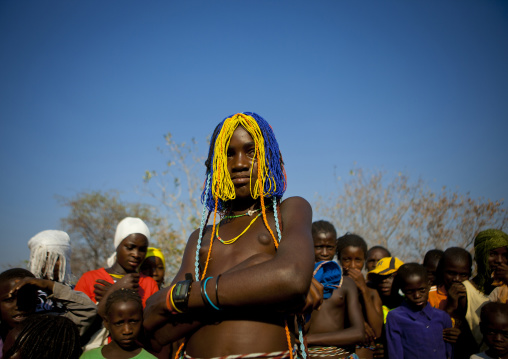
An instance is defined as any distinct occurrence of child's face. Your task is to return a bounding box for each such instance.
[442,258,471,290]
[339,246,365,275]
[482,311,508,357]
[140,257,165,286]
[116,234,148,273]
[0,278,35,329]
[313,232,336,262]
[371,273,396,297]
[104,300,143,350]
[424,259,439,286]
[401,274,429,311]
[365,249,389,272]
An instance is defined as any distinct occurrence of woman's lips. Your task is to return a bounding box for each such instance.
[232,177,250,185]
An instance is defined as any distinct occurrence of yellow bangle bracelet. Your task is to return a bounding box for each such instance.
[170,284,184,314]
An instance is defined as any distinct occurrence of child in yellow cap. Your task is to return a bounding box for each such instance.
[140,247,165,289]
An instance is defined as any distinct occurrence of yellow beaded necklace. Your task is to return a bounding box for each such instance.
[216,212,262,245]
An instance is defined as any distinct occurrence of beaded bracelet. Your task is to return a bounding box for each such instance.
[165,285,176,313]
[170,284,183,313]
[168,284,183,314]
[200,277,220,311]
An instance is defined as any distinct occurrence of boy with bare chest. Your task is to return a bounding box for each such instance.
[306,221,364,359]
[144,113,320,359]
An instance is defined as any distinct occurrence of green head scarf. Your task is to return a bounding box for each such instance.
[474,229,508,292]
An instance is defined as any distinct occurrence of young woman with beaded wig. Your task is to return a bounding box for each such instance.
[144,112,322,359]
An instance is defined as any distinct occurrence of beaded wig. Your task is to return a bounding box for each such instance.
[202,112,287,213]
[186,113,305,359]
[196,112,287,279]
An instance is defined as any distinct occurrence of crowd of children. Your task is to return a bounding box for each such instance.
[308,222,508,359]
[0,113,507,359]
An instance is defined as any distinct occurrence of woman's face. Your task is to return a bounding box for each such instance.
[116,234,148,273]
[226,126,258,200]
[489,247,508,279]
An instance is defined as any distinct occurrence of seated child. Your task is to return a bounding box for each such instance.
[386,263,453,359]
[336,233,384,359]
[0,268,37,356]
[3,313,82,359]
[471,302,508,359]
[80,288,156,359]
[365,246,391,273]
[139,247,166,289]
[429,247,489,358]
[423,249,444,287]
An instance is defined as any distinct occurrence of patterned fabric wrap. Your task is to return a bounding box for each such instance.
[183,350,293,359]
[308,346,357,358]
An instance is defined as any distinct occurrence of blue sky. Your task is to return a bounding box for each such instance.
[1,1,507,268]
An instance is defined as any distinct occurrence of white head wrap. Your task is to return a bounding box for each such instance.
[106,217,150,267]
[28,230,72,284]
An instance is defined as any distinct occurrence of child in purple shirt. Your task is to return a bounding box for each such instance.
[386,263,453,359]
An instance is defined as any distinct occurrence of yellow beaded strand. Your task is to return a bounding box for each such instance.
[212,114,277,202]
[215,212,262,245]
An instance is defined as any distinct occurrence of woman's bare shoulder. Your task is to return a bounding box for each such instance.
[280,196,311,207]
[280,196,312,216]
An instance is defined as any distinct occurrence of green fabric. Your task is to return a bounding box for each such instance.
[474,229,508,292]
[80,346,157,359]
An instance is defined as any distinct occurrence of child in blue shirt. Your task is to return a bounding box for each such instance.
[386,263,453,359]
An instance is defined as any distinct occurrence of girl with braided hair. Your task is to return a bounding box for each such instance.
[3,314,82,359]
[81,289,156,359]
[144,112,321,359]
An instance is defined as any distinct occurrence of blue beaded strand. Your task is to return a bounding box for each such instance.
[195,173,211,280]
[272,197,282,244]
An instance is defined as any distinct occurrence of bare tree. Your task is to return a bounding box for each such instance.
[315,168,508,262]
[141,133,207,279]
